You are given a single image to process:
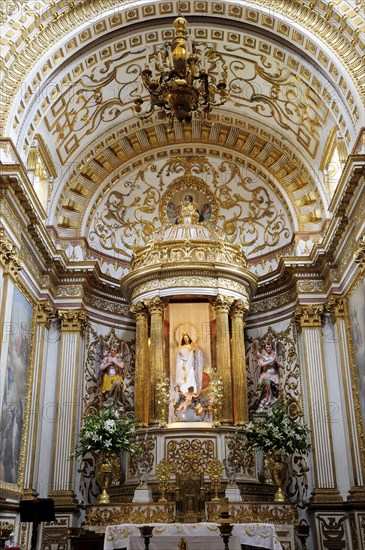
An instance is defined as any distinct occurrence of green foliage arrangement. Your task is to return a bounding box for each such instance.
[240,402,312,455]
[70,407,139,459]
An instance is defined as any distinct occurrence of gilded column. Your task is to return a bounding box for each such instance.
[130,302,149,427]
[295,305,342,502]
[327,296,365,500]
[50,309,87,506]
[23,300,55,496]
[213,294,234,425]
[145,297,166,425]
[230,300,249,425]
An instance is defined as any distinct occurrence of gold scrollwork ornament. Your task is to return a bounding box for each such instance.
[207,459,224,501]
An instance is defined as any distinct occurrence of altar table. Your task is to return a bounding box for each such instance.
[104,522,283,549]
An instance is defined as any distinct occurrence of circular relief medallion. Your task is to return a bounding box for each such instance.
[160,176,219,225]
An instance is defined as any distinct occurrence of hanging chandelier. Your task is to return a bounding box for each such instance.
[133,15,230,123]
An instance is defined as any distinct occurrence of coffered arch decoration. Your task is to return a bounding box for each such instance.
[82,155,293,263]
[1,0,363,145]
[53,117,325,238]
[16,15,359,170]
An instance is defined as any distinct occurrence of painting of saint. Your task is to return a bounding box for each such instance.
[349,276,365,431]
[165,191,213,225]
[0,287,33,484]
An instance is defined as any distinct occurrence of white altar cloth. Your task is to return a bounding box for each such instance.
[104,522,283,549]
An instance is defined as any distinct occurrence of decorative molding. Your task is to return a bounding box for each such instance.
[85,503,175,526]
[354,233,365,271]
[84,293,131,318]
[207,502,297,525]
[58,308,88,332]
[166,439,216,474]
[294,305,324,328]
[36,300,56,327]
[0,229,22,277]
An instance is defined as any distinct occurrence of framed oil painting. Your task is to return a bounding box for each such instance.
[348,274,365,432]
[0,285,33,489]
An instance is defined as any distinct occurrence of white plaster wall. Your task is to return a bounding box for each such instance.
[36,319,61,497]
[322,315,351,498]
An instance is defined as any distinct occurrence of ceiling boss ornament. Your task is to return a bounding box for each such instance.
[133,14,229,123]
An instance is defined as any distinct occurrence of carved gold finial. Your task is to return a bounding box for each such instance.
[156,458,174,502]
[207,459,223,501]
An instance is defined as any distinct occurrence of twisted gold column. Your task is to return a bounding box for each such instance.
[230,300,249,425]
[130,302,149,427]
[295,305,342,503]
[213,295,234,425]
[145,297,166,425]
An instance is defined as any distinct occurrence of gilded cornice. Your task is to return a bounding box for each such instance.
[0,228,22,276]
[58,308,88,332]
[354,233,365,271]
[294,304,324,328]
[0,0,362,136]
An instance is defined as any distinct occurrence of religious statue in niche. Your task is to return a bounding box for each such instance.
[249,339,284,412]
[99,342,129,412]
[169,325,213,423]
[166,191,212,224]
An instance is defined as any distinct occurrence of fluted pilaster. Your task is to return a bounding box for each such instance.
[230,300,249,425]
[145,297,166,425]
[24,301,55,493]
[327,296,365,500]
[213,294,234,424]
[50,309,87,506]
[295,305,342,503]
[130,302,149,427]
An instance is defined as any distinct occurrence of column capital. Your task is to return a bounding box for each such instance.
[212,294,234,313]
[144,296,167,315]
[326,295,346,321]
[354,232,365,270]
[294,304,324,328]
[130,301,148,320]
[36,300,56,327]
[58,308,88,332]
[230,299,249,319]
[0,229,22,276]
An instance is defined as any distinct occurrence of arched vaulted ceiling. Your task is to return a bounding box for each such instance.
[1,0,364,282]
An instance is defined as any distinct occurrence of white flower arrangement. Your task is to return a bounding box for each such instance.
[70,407,139,460]
[240,401,311,456]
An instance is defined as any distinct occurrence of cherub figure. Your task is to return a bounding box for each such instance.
[176,386,199,412]
[249,339,284,412]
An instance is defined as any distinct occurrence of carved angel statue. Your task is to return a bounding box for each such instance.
[137,458,150,488]
[99,341,131,410]
[249,338,284,412]
[223,458,237,486]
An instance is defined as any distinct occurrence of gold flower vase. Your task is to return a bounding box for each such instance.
[267,451,288,503]
[96,453,115,504]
